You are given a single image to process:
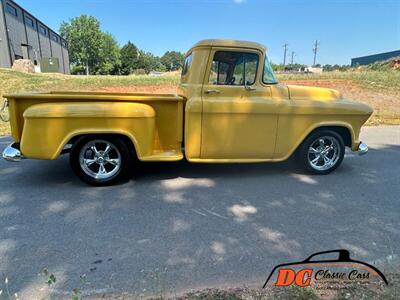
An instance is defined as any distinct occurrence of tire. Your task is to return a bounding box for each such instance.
[296,130,345,175]
[69,136,132,186]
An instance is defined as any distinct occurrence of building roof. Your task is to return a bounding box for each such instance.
[189,39,267,53]
[352,49,400,61]
[351,49,400,66]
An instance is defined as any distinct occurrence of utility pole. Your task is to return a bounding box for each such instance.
[290,51,295,65]
[312,40,320,66]
[283,43,288,65]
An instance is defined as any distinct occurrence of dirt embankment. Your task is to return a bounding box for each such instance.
[90,85,178,94]
[282,79,400,125]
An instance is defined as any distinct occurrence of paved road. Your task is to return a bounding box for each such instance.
[0,126,399,299]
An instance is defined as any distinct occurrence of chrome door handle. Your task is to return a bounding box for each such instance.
[205,89,220,94]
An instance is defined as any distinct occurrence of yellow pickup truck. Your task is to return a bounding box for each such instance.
[2,39,372,185]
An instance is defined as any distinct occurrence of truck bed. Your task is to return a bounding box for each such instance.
[5,91,184,161]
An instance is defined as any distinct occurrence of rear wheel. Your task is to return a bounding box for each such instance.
[297,130,345,175]
[70,136,132,186]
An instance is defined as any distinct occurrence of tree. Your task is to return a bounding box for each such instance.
[60,15,104,75]
[119,41,139,75]
[137,51,165,73]
[323,64,334,72]
[271,62,285,72]
[120,44,166,74]
[97,32,121,75]
[161,51,184,71]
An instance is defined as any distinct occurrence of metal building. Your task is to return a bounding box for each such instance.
[0,0,70,73]
[351,50,400,67]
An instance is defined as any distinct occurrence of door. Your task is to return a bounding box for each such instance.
[21,45,29,59]
[201,48,279,159]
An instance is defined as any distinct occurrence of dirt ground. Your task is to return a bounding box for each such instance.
[91,84,178,94]
[282,79,400,125]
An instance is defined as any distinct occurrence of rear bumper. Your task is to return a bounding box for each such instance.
[2,143,23,162]
[357,142,368,155]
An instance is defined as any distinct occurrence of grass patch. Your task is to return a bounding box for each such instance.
[0,68,179,96]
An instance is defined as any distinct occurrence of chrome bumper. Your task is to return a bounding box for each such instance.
[357,142,368,156]
[2,143,23,162]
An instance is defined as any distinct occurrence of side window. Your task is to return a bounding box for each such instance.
[245,54,258,85]
[181,54,192,77]
[6,3,17,17]
[263,55,278,84]
[51,33,59,43]
[25,16,34,28]
[208,51,258,86]
[209,60,231,85]
[39,25,47,35]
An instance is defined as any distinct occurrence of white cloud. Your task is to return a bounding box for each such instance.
[233,0,246,3]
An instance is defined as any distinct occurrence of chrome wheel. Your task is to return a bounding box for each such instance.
[307,136,341,171]
[79,139,121,180]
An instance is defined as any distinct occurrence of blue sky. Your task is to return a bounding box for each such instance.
[15,0,400,65]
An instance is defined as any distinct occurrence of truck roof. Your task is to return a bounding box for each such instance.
[189,39,266,53]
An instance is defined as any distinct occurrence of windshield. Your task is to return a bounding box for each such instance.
[263,55,278,84]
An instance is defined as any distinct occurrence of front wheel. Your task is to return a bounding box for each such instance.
[70,136,132,186]
[296,130,345,175]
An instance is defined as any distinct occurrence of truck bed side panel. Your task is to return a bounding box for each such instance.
[6,93,184,161]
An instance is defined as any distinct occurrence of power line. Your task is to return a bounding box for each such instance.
[290,51,296,65]
[312,40,320,66]
[283,43,288,65]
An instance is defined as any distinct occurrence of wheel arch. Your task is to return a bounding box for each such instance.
[305,125,352,147]
[294,125,348,175]
[290,122,355,158]
[60,131,139,159]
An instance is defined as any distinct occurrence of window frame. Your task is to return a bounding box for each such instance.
[261,55,278,85]
[25,16,34,28]
[51,32,59,43]
[6,3,17,17]
[39,25,47,36]
[207,49,260,87]
[181,53,192,77]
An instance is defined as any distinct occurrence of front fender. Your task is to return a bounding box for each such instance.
[274,118,360,160]
[21,102,156,159]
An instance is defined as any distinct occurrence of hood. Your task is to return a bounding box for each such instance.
[287,85,342,101]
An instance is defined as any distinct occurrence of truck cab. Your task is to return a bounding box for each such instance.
[181,39,370,162]
[181,39,281,161]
